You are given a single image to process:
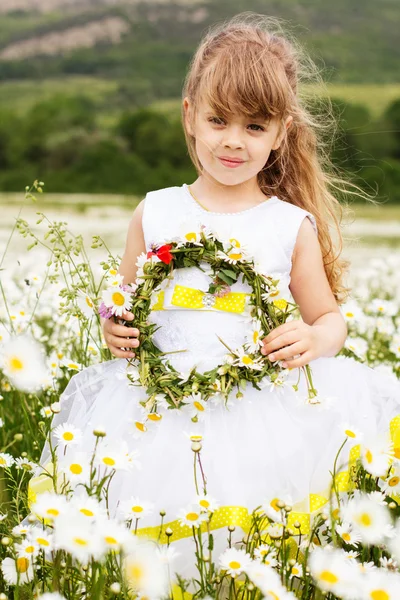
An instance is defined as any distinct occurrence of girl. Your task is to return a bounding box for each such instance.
[33,12,400,586]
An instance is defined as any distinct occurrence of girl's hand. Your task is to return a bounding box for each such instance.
[260,320,322,369]
[102,311,140,359]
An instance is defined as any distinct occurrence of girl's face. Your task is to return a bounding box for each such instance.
[183,97,292,188]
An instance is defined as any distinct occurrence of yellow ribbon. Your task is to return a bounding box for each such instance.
[152,285,249,314]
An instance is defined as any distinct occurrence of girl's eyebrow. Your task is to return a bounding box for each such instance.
[205,111,269,122]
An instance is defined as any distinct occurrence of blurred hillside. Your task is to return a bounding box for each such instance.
[0,0,399,87]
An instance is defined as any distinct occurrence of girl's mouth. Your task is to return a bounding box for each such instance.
[218,157,245,168]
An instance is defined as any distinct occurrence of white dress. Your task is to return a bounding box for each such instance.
[30,183,400,582]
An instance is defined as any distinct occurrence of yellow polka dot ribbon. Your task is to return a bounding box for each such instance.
[151,285,249,314]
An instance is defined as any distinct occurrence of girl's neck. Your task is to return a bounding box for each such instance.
[188,177,272,212]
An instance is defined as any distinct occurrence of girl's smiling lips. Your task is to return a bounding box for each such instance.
[218,156,245,168]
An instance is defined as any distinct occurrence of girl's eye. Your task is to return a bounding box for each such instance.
[208,117,265,132]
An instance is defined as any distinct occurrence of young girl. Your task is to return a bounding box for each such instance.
[33,13,400,584]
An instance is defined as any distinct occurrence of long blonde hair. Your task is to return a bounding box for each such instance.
[181,13,370,303]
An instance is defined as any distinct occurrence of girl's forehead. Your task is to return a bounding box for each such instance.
[197,98,273,122]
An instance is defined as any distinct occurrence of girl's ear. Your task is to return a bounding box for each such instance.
[183,97,194,137]
[272,115,293,150]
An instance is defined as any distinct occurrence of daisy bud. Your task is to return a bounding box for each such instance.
[253,532,259,540]
[0,593,7,600]
[288,558,296,566]
[61,561,67,568]
[293,521,301,529]
[28,514,37,523]
[191,442,202,453]
[14,433,23,441]
[284,505,292,513]
[165,527,173,537]
[277,499,285,509]
[236,391,243,399]
[214,577,221,584]
[110,582,121,594]
[50,402,61,413]
[321,514,329,521]
[228,525,235,532]
[389,502,397,509]
[1,537,10,546]
[160,510,166,517]
[203,555,210,562]
[247,583,255,591]
[93,427,107,437]
[286,529,294,537]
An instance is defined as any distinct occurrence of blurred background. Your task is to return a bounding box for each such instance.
[0,0,399,262]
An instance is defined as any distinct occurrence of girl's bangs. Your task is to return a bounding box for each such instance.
[200,47,286,122]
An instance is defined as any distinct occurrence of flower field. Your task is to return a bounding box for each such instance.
[0,183,400,599]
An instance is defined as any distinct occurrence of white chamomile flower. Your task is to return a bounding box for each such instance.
[40,406,53,418]
[340,300,365,323]
[182,393,209,421]
[176,219,204,246]
[195,494,219,513]
[37,593,66,600]
[361,569,400,599]
[58,451,91,485]
[361,434,394,477]
[0,453,15,468]
[32,492,69,522]
[70,493,107,520]
[97,516,131,551]
[118,497,155,521]
[261,494,293,524]
[0,333,47,392]
[183,431,203,443]
[245,561,288,598]
[368,298,398,317]
[54,515,106,563]
[95,441,138,472]
[289,561,303,579]
[344,336,368,359]
[107,273,124,287]
[60,357,82,371]
[15,538,40,559]
[12,523,32,536]
[54,423,83,446]
[14,457,37,472]
[340,423,364,444]
[217,237,249,264]
[219,547,252,577]
[28,527,53,553]
[254,545,278,566]
[233,347,263,370]
[245,320,264,353]
[101,287,132,317]
[342,496,391,545]
[1,555,34,585]
[123,539,169,598]
[309,547,359,596]
[381,462,400,494]
[76,289,95,318]
[177,505,209,528]
[380,556,398,570]
[336,522,362,547]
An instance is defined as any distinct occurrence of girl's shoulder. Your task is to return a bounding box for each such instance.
[273,197,317,235]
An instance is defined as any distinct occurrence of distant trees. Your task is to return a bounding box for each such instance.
[0,94,400,202]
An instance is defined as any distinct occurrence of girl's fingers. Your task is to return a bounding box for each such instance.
[266,341,306,362]
[107,334,139,349]
[281,351,312,369]
[106,322,140,338]
[121,311,135,321]
[261,331,300,356]
[110,345,136,359]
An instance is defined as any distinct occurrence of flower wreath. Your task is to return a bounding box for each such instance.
[99,227,318,420]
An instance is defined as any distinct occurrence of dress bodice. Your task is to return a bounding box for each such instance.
[141,183,317,375]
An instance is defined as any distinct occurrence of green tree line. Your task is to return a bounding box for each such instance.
[0,94,399,202]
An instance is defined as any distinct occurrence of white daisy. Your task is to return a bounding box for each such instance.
[95,441,137,472]
[76,289,95,318]
[219,547,252,577]
[37,593,66,600]
[118,497,155,521]
[97,516,131,552]
[123,539,169,598]
[32,491,69,522]
[336,522,362,547]
[0,334,47,392]
[54,515,106,563]
[1,555,34,585]
[289,561,303,579]
[0,453,15,468]
[361,434,394,477]
[245,320,264,353]
[14,457,37,472]
[15,538,40,559]
[101,287,132,317]
[60,357,82,371]
[182,393,209,421]
[232,347,263,370]
[309,547,360,596]
[70,493,107,521]
[361,569,400,599]
[254,545,278,566]
[177,505,209,528]
[261,494,293,525]
[344,336,368,359]
[340,422,364,444]
[58,451,91,486]
[53,423,83,447]
[381,463,400,494]
[27,527,53,553]
[195,494,219,513]
[342,496,391,545]
[245,561,287,597]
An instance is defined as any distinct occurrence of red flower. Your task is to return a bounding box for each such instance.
[147,244,174,264]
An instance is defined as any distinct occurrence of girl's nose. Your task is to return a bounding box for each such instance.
[221,125,245,149]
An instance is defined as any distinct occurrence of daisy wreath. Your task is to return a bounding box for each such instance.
[99,226,318,416]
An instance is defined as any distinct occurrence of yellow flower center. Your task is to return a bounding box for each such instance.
[85,297,94,308]
[252,331,259,343]
[68,363,79,370]
[25,545,35,553]
[63,432,74,441]
[266,593,279,600]
[127,563,144,585]
[103,457,116,466]
[345,429,356,438]
[332,508,340,520]
[242,355,253,365]
[228,252,242,261]
[111,292,125,306]
[70,464,83,475]
[389,477,399,487]
[135,422,147,432]
[320,570,338,584]
[148,413,162,421]
[73,537,88,546]
[105,536,118,545]
[229,238,241,248]
[185,232,197,242]
[190,435,202,442]
[199,500,210,508]
[132,506,143,513]
[273,298,288,310]
[292,566,300,575]
[365,449,373,464]
[10,356,23,371]
[270,498,281,512]
[345,312,354,318]
[186,512,199,521]
[357,512,372,527]
[46,508,59,517]
[342,532,351,542]
[193,401,205,412]
[371,592,389,600]
[37,538,49,546]
[16,557,29,573]
[0,458,6,465]
[80,508,94,517]
[228,560,241,570]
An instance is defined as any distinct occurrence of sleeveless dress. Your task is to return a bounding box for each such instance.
[29,183,400,582]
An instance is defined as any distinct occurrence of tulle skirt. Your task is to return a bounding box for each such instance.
[29,354,400,582]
